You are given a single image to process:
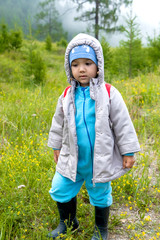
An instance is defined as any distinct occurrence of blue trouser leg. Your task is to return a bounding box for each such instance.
[85,180,112,207]
[49,171,112,207]
[49,171,83,203]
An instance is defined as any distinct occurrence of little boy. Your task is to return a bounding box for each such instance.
[48,33,140,240]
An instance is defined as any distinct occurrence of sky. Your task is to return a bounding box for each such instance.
[132,0,160,40]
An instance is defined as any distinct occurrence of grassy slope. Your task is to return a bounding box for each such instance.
[0,41,160,240]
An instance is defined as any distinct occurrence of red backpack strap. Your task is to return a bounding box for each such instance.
[63,86,71,97]
[105,83,111,98]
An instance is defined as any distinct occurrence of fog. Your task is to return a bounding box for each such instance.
[56,0,160,46]
[0,0,160,46]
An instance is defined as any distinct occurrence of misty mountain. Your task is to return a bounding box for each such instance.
[0,0,40,34]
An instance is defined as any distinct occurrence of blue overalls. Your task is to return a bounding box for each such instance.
[49,86,112,207]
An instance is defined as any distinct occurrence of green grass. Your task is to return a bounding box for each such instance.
[0,41,160,240]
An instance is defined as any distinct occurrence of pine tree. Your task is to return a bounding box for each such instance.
[0,24,9,52]
[10,30,23,50]
[45,34,52,51]
[35,0,67,41]
[120,10,144,78]
[147,33,160,66]
[72,0,132,39]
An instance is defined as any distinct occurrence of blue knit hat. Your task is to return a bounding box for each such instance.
[69,45,98,66]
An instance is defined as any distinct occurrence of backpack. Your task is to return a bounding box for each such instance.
[63,83,111,98]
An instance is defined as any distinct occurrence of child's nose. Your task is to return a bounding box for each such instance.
[79,64,85,72]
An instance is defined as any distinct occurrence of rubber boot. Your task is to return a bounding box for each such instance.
[48,197,79,239]
[91,206,110,240]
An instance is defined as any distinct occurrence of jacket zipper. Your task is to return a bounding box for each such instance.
[81,88,93,160]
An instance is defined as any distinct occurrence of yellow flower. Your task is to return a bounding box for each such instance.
[144,216,151,221]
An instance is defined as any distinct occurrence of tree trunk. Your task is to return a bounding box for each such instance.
[95,0,99,39]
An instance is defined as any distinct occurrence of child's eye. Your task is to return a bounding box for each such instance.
[72,64,78,67]
[86,62,92,66]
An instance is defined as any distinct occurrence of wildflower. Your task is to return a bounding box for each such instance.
[140,153,144,156]
[144,216,151,221]
[142,232,145,236]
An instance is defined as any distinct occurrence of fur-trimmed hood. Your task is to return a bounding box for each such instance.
[65,33,104,85]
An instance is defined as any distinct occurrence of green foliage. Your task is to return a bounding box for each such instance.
[45,34,52,51]
[101,37,112,70]
[147,34,160,65]
[0,24,22,52]
[9,30,23,50]
[0,24,9,52]
[57,38,68,48]
[26,44,46,84]
[120,39,148,77]
[120,12,145,78]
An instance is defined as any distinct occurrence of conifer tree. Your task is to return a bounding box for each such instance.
[35,0,67,41]
[147,34,160,66]
[45,34,52,51]
[72,0,132,39]
[120,10,144,78]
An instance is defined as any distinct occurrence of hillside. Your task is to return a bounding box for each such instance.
[0,41,160,240]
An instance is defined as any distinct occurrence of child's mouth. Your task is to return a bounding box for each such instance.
[80,75,87,79]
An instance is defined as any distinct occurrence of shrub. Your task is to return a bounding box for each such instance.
[27,46,46,84]
[45,34,52,51]
[0,24,9,52]
[10,30,23,50]
[147,34,160,65]
[101,36,112,70]
[57,37,68,48]
[0,24,22,52]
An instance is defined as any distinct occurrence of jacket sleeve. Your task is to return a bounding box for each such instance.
[109,86,140,155]
[48,94,64,149]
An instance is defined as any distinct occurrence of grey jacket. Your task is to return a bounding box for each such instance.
[48,33,140,183]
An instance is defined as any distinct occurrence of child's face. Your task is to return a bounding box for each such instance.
[71,58,97,87]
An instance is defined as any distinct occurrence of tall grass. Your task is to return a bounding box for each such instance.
[0,41,159,240]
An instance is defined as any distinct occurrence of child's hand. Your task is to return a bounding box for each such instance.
[53,150,60,164]
[123,156,135,169]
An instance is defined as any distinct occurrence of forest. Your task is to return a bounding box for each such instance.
[0,0,160,240]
